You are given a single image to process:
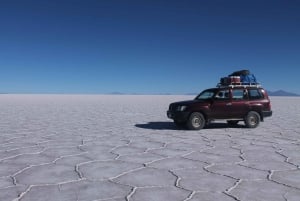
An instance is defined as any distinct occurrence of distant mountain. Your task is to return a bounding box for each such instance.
[108,92,125,95]
[267,90,300,97]
[108,92,145,95]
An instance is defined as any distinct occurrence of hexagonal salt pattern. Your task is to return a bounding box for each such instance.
[228,180,290,201]
[1,95,300,201]
[78,160,143,180]
[130,186,191,201]
[113,167,176,187]
[147,157,206,170]
[173,168,237,192]
[284,190,300,201]
[271,170,300,189]
[0,186,27,201]
[20,180,132,201]
[189,192,236,201]
[206,163,268,180]
[15,164,79,185]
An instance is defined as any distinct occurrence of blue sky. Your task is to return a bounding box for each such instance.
[0,0,299,94]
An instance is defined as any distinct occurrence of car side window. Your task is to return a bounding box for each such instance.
[248,89,264,100]
[233,89,248,100]
[214,89,230,100]
[195,90,215,100]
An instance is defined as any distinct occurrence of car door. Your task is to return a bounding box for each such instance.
[229,88,250,118]
[209,89,231,119]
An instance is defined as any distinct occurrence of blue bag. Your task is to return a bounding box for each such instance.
[240,74,257,84]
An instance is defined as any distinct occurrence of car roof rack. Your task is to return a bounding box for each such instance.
[217,83,262,88]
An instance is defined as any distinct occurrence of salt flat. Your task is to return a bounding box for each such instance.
[0,94,299,201]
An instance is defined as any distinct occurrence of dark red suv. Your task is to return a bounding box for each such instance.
[167,86,272,130]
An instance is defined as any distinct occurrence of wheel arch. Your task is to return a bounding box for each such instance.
[188,110,208,122]
[244,110,261,128]
[249,110,264,122]
[249,104,264,121]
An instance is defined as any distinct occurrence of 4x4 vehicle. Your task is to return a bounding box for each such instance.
[167,86,272,130]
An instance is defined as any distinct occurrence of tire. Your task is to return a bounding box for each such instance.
[244,111,260,128]
[187,112,206,130]
[227,120,239,126]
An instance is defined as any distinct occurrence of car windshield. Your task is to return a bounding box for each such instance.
[195,90,215,100]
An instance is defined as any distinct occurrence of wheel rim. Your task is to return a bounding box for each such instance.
[192,116,202,128]
[249,115,258,126]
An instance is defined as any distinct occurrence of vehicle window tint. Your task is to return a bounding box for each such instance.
[233,89,248,100]
[249,89,264,100]
[214,89,230,100]
[196,90,215,100]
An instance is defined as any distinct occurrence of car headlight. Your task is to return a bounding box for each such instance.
[176,105,187,111]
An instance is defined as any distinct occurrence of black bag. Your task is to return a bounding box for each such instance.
[220,77,230,85]
[229,70,250,77]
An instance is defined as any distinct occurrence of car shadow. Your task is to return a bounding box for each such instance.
[135,122,179,130]
[135,121,245,130]
[205,122,246,129]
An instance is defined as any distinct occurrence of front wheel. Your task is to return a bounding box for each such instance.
[186,112,206,130]
[244,111,260,128]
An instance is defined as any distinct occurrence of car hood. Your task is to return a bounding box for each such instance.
[171,99,207,106]
[171,100,197,105]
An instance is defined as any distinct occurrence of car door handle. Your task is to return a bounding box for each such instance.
[226,103,232,106]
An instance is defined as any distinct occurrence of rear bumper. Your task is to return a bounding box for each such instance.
[262,110,272,118]
[167,110,190,122]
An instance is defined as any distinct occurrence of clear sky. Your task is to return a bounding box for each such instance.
[0,0,299,94]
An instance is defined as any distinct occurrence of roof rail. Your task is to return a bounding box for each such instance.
[217,83,262,88]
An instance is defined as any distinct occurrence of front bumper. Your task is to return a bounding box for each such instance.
[167,110,190,122]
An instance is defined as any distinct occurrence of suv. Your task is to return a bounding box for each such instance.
[167,86,272,130]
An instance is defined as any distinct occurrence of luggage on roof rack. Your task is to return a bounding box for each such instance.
[218,69,260,87]
[220,76,241,86]
[229,70,250,76]
[240,74,257,85]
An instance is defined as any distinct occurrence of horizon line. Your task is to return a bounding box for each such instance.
[1,91,299,97]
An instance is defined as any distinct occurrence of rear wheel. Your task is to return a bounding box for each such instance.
[187,112,206,130]
[244,111,260,128]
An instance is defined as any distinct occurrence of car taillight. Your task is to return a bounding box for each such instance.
[267,102,271,110]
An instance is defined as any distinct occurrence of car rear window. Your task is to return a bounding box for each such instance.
[248,89,264,100]
[233,89,248,100]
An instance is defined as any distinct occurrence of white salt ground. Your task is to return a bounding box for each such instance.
[0,95,299,201]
